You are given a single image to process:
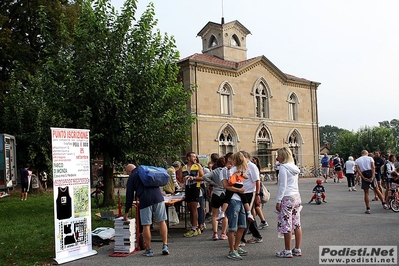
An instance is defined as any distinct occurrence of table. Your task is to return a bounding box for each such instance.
[164,195,186,229]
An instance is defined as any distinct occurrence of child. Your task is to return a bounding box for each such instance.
[217,152,254,222]
[308,179,327,203]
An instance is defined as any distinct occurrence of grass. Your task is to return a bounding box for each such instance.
[0,188,124,265]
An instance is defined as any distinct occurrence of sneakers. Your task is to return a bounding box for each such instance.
[216,211,225,221]
[246,237,263,244]
[372,197,378,201]
[239,241,246,247]
[257,221,269,230]
[292,248,302,256]
[308,200,313,204]
[247,213,254,222]
[196,228,202,235]
[352,187,357,191]
[162,245,169,255]
[183,229,198,237]
[365,209,371,214]
[276,249,293,258]
[237,247,248,256]
[349,188,352,191]
[323,200,327,203]
[220,233,228,240]
[227,250,243,260]
[212,233,219,241]
[142,249,154,257]
[383,203,388,210]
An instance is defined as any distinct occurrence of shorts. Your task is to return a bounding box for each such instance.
[140,202,167,225]
[361,179,377,190]
[211,193,225,209]
[185,185,200,203]
[21,182,29,192]
[322,167,329,176]
[277,195,302,234]
[226,199,246,232]
[374,171,381,182]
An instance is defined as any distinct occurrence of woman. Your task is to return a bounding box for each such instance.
[345,156,356,191]
[202,157,228,240]
[275,147,302,258]
[384,154,397,203]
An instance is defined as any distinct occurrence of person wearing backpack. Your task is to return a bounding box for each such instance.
[124,164,170,257]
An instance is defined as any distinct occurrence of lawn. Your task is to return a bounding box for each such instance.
[0,188,120,265]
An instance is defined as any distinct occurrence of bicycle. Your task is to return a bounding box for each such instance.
[389,186,399,212]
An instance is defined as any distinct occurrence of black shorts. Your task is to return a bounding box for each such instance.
[211,193,225,209]
[374,171,381,182]
[361,170,376,190]
[185,185,200,203]
[21,182,29,192]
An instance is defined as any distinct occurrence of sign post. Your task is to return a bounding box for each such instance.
[51,128,97,264]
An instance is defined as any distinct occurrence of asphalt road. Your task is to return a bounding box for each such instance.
[65,177,399,266]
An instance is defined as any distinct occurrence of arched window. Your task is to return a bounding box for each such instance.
[217,124,238,155]
[286,129,303,166]
[218,83,233,115]
[255,82,269,118]
[209,35,218,48]
[230,34,240,47]
[287,93,299,121]
[256,125,273,168]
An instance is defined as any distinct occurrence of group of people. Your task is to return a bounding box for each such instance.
[123,148,303,260]
[321,150,399,214]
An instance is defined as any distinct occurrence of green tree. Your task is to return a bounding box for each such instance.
[354,126,397,156]
[33,0,195,206]
[0,0,80,96]
[319,125,350,149]
[379,119,399,150]
[333,131,356,160]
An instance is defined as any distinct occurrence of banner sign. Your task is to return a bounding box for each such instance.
[51,128,96,264]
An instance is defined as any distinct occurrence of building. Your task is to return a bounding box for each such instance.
[178,19,321,169]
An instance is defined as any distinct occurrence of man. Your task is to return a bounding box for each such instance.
[240,151,263,244]
[221,152,248,260]
[321,153,330,183]
[372,151,384,201]
[20,163,30,201]
[182,152,204,237]
[164,161,182,194]
[123,164,169,256]
[355,150,388,214]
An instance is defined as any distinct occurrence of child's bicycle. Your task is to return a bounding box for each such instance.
[389,187,399,212]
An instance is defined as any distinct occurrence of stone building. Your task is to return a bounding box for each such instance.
[177,19,321,169]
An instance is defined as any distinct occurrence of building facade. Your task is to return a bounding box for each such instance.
[178,19,321,169]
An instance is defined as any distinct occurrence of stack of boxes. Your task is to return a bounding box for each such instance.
[114,218,136,253]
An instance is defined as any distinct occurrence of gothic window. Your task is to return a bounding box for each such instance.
[288,93,298,121]
[287,129,301,165]
[218,83,232,115]
[209,35,218,48]
[256,125,272,168]
[218,124,237,155]
[230,34,240,47]
[255,82,269,118]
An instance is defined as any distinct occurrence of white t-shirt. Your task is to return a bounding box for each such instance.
[243,161,260,193]
[355,156,374,172]
[220,166,241,201]
[345,160,356,174]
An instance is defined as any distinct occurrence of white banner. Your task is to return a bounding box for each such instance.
[51,128,96,264]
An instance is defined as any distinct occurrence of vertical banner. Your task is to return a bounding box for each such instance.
[51,128,97,264]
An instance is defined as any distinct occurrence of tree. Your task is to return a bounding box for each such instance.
[31,0,195,206]
[333,131,356,161]
[319,125,350,149]
[379,119,399,150]
[354,126,397,156]
[0,0,80,97]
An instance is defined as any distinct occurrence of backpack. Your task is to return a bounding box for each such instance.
[381,162,389,178]
[260,182,270,204]
[137,165,170,187]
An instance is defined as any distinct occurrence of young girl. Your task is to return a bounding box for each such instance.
[217,152,254,222]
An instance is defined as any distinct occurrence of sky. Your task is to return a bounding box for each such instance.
[111,0,399,132]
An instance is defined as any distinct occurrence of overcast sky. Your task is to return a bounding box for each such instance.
[112,0,399,132]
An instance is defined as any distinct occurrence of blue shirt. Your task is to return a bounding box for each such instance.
[125,168,164,213]
[21,168,29,183]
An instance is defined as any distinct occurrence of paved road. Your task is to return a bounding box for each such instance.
[66,177,399,266]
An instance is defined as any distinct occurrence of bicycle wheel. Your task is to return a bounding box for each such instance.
[389,198,399,212]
